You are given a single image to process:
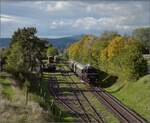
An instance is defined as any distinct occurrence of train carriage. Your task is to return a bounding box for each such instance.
[69,60,98,84]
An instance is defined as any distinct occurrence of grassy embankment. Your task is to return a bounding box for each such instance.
[105,74,150,122]
[0,73,53,123]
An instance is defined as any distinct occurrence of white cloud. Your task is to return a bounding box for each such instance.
[1,1,149,37]
[33,1,44,5]
[72,17,98,30]
[48,12,148,32]
[0,14,21,23]
[0,14,34,24]
[72,16,130,30]
[49,19,72,29]
[47,2,71,12]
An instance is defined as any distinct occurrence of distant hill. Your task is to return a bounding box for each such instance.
[0,38,11,48]
[44,35,82,50]
[0,35,82,50]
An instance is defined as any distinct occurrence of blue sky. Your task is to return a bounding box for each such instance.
[0,0,150,38]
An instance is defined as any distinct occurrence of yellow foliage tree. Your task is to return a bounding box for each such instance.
[67,42,80,60]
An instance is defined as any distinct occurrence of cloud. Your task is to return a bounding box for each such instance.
[46,2,71,12]
[1,1,150,37]
[49,19,72,29]
[0,14,34,24]
[49,13,149,34]
[72,17,98,30]
[0,14,22,23]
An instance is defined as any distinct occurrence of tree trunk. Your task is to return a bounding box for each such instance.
[25,88,29,105]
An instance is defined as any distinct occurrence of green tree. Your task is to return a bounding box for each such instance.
[132,27,150,54]
[47,46,58,57]
[8,27,47,72]
[5,27,48,105]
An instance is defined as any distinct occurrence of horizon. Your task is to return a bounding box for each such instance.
[1,0,150,38]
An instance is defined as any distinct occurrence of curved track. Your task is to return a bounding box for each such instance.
[48,63,147,123]
[48,76,87,122]
[91,87,146,123]
[61,66,104,123]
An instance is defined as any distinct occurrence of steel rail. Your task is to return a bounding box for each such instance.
[48,76,87,123]
[63,66,104,123]
[94,87,146,123]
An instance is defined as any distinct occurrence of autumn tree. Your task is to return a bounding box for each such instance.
[100,36,147,80]
[67,42,80,61]
[91,32,119,67]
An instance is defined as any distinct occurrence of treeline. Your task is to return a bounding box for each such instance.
[67,27,150,81]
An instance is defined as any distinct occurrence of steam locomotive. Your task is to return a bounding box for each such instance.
[69,60,98,83]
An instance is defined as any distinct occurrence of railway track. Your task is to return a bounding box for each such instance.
[61,66,104,123]
[48,76,88,122]
[64,63,146,123]
[92,87,146,123]
[60,68,92,123]
[48,63,147,123]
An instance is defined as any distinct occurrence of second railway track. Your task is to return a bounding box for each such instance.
[91,87,146,123]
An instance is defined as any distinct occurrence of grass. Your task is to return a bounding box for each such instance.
[106,74,150,122]
[38,71,76,122]
[51,65,77,122]
[0,76,54,123]
[0,78,14,100]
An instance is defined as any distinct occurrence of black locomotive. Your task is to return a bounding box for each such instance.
[69,60,98,83]
[43,64,56,72]
[48,55,59,63]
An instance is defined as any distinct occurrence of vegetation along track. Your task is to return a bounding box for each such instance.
[61,66,104,123]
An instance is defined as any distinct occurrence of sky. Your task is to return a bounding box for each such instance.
[0,0,150,38]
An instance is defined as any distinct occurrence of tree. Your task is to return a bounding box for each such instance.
[5,42,27,76]
[7,27,47,73]
[67,42,80,60]
[47,46,58,57]
[0,48,10,71]
[67,33,147,81]
[5,27,48,105]
[99,31,120,41]
[132,27,150,54]
[91,32,118,67]
[100,36,147,80]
